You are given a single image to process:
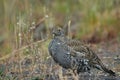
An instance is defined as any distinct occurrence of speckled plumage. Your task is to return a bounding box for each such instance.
[48,27,116,76]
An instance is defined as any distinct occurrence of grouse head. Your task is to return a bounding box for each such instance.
[52,27,65,37]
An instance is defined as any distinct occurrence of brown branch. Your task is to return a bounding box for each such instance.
[0,39,47,60]
[11,39,47,54]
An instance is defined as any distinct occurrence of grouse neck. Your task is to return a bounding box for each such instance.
[54,36,68,42]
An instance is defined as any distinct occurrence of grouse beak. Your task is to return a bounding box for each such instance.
[52,31,55,34]
[52,30,57,35]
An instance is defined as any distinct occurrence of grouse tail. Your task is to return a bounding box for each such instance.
[102,66,116,76]
[98,61,116,76]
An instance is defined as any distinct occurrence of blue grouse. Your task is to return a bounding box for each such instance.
[48,27,116,76]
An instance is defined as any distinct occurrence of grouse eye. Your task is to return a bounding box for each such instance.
[58,28,61,32]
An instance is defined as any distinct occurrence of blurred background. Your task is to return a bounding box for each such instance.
[0,0,120,56]
[0,0,120,79]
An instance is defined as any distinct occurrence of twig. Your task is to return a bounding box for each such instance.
[0,39,48,60]
[68,20,71,39]
[11,38,48,54]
